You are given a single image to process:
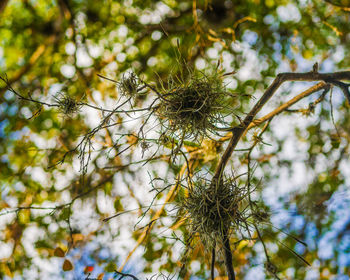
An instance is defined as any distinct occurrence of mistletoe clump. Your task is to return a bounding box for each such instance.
[157,71,232,139]
[54,92,81,116]
[118,72,142,98]
[179,176,247,246]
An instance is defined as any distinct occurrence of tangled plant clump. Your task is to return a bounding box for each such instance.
[118,72,143,98]
[157,71,236,140]
[54,92,82,116]
[179,176,248,247]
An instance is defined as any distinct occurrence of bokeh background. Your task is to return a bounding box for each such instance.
[0,0,350,279]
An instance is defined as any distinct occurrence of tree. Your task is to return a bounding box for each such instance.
[0,0,349,279]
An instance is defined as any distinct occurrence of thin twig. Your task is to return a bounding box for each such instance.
[0,75,59,108]
[114,270,140,280]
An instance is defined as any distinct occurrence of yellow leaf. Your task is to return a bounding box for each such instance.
[208,29,218,36]
[322,21,343,36]
[54,247,65,257]
[233,16,256,29]
[221,27,234,34]
[0,201,10,209]
[97,273,105,280]
[63,259,74,271]
[236,240,249,250]
[18,209,30,224]
[2,263,13,277]
[302,49,313,60]
[207,34,221,42]
[72,233,84,243]
[126,134,138,145]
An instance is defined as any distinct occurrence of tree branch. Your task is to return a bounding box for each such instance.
[277,71,350,81]
[114,270,140,280]
[328,80,350,103]
[0,75,59,108]
[0,0,9,14]
[222,228,235,280]
[212,70,350,182]
[247,81,329,130]
[211,246,216,280]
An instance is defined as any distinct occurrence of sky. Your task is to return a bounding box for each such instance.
[1,1,350,279]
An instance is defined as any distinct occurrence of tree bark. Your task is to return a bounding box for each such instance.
[222,228,235,280]
[0,0,9,15]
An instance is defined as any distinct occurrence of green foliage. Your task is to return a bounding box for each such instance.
[0,0,349,279]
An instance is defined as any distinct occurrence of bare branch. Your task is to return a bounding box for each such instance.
[0,75,59,108]
[211,246,216,280]
[114,270,140,280]
[222,228,235,280]
[213,70,350,182]
[247,82,329,130]
[0,0,9,14]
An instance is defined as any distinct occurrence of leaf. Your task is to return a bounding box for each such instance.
[233,16,257,29]
[60,207,71,220]
[62,259,73,271]
[104,262,117,272]
[302,49,313,60]
[126,134,138,145]
[97,273,105,280]
[54,247,65,257]
[0,201,10,209]
[18,209,30,224]
[72,233,84,243]
[1,263,13,277]
[84,266,94,274]
[208,29,218,36]
[114,197,124,212]
[207,34,221,42]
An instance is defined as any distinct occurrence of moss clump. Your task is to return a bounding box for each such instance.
[179,176,247,246]
[118,72,141,98]
[157,71,232,139]
[54,93,81,116]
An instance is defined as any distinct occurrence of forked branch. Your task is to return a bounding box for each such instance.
[212,70,349,278]
[213,70,350,182]
[247,81,329,130]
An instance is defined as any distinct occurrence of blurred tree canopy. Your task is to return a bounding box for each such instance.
[0,0,350,279]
